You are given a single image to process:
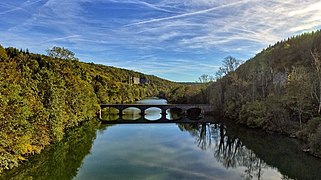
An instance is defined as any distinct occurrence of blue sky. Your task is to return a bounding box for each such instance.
[1,0,321,82]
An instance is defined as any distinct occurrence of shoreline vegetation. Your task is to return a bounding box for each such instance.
[1,29,321,173]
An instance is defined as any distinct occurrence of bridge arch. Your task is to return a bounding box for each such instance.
[167,108,183,120]
[168,107,183,114]
[100,107,120,121]
[186,107,202,119]
[144,107,163,121]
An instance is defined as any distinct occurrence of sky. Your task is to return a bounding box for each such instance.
[0,0,321,82]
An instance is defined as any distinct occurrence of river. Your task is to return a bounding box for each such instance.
[1,98,321,179]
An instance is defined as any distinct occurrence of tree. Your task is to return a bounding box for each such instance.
[0,45,8,60]
[215,67,226,79]
[311,49,321,114]
[215,56,242,79]
[46,46,78,60]
[222,56,242,73]
[198,74,214,83]
[286,66,311,128]
[214,56,242,111]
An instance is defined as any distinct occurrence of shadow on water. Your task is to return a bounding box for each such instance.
[179,119,321,180]
[0,119,110,180]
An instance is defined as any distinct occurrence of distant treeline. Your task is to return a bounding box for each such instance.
[0,46,177,173]
[186,30,321,157]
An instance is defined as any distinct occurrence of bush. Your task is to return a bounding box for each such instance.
[224,96,244,119]
[307,117,321,134]
[309,125,321,157]
[239,101,267,128]
[298,117,321,140]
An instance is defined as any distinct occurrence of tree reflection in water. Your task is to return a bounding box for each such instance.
[0,119,108,180]
[179,122,289,180]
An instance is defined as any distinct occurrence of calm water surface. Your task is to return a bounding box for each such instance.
[2,98,321,180]
[74,124,281,180]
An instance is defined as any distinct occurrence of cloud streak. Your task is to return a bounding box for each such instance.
[124,0,251,26]
[0,0,321,81]
[0,0,44,15]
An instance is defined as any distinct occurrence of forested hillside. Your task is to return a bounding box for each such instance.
[0,45,177,173]
[200,30,321,157]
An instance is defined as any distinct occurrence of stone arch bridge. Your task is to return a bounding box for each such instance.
[99,104,214,123]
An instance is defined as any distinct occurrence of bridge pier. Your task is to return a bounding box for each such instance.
[139,108,147,116]
[118,109,123,116]
[161,109,167,116]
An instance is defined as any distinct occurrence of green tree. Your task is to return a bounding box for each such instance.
[0,45,8,61]
[46,46,78,61]
[287,67,311,128]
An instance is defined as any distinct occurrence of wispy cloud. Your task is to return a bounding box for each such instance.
[0,0,321,81]
[124,0,251,26]
[0,0,44,15]
[107,0,179,14]
[40,35,81,44]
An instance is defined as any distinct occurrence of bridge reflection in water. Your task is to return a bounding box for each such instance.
[99,104,215,124]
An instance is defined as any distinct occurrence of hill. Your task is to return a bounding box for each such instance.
[196,29,321,157]
[0,45,177,173]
